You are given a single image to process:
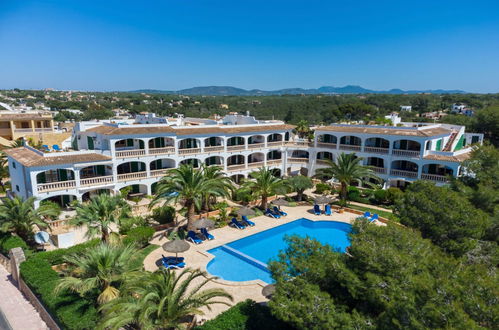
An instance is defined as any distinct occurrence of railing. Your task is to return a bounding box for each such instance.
[266,159,282,166]
[390,169,418,178]
[37,180,76,192]
[392,149,420,158]
[116,149,146,158]
[288,157,308,164]
[150,169,169,177]
[247,161,264,168]
[203,146,225,153]
[34,128,53,132]
[371,167,387,174]
[285,141,313,148]
[149,147,175,155]
[316,142,337,148]
[80,175,114,187]
[117,171,148,181]
[364,146,389,154]
[227,145,246,152]
[227,164,247,171]
[316,159,332,166]
[13,128,35,133]
[339,144,361,151]
[267,141,283,148]
[247,143,265,149]
[47,218,71,229]
[178,148,201,155]
[421,173,448,182]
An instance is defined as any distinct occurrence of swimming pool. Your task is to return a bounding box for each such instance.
[206,218,351,283]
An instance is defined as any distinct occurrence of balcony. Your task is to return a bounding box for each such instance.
[150,169,169,178]
[227,145,246,152]
[266,159,282,166]
[267,141,283,148]
[116,149,146,158]
[316,142,337,149]
[339,144,361,151]
[37,180,76,193]
[247,161,264,169]
[421,173,448,182]
[80,175,114,187]
[117,171,148,182]
[392,149,420,158]
[247,143,265,150]
[203,146,225,153]
[364,147,389,154]
[288,157,308,164]
[227,164,247,171]
[178,148,201,156]
[149,147,175,156]
[285,141,313,148]
[316,159,331,166]
[371,167,387,174]
[390,169,418,178]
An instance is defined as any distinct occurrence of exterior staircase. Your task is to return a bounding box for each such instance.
[443,131,457,151]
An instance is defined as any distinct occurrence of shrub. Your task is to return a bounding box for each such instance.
[119,216,147,234]
[196,299,291,330]
[0,233,29,255]
[314,183,330,194]
[232,187,253,204]
[151,205,176,225]
[372,189,389,204]
[123,226,155,247]
[387,187,403,204]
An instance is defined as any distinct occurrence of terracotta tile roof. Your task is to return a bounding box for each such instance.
[316,125,450,137]
[86,124,295,136]
[0,113,53,121]
[3,147,111,167]
[423,152,471,163]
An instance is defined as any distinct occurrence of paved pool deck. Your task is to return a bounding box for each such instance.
[144,205,370,322]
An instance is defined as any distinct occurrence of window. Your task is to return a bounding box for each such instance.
[16,185,19,192]
[12,162,16,169]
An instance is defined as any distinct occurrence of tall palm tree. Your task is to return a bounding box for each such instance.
[71,193,132,242]
[151,164,231,230]
[98,268,233,329]
[243,167,287,210]
[201,164,233,212]
[55,243,140,305]
[293,120,310,139]
[0,196,59,243]
[314,152,380,202]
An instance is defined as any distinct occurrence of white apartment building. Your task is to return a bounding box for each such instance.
[4,113,483,208]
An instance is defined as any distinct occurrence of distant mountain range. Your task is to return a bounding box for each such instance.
[130,85,466,96]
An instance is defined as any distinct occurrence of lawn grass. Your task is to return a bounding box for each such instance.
[130,244,159,269]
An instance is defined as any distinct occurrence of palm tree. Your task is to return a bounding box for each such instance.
[71,193,132,242]
[286,175,314,202]
[314,153,380,202]
[243,167,287,210]
[0,196,59,243]
[55,243,140,304]
[98,268,233,329]
[151,164,232,230]
[200,164,233,212]
[293,120,310,139]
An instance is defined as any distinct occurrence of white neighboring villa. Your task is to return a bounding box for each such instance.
[4,112,483,208]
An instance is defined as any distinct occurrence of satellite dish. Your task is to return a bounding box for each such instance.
[34,231,50,245]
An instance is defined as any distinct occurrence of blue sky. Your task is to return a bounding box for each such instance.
[1,0,498,92]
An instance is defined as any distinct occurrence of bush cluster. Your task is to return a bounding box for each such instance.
[314,183,331,194]
[0,233,29,255]
[195,299,291,330]
[123,226,155,247]
[151,205,176,224]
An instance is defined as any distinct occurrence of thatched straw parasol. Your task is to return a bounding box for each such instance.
[314,195,333,205]
[162,239,190,258]
[236,207,256,217]
[193,217,215,229]
[262,284,276,298]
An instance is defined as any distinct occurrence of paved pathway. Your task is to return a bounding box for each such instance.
[0,265,48,330]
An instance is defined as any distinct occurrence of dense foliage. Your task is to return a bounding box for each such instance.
[268,221,498,329]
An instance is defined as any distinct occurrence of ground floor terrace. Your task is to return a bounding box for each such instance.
[143,205,382,321]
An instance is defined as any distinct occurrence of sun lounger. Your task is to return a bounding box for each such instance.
[313,204,321,215]
[231,217,246,229]
[273,206,287,217]
[265,208,280,218]
[187,231,203,244]
[369,214,379,223]
[52,144,61,151]
[42,145,51,152]
[363,211,371,218]
[162,258,185,269]
[162,254,184,263]
[324,204,332,216]
[200,227,214,240]
[242,215,255,227]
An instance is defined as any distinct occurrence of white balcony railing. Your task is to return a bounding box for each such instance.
[285,141,313,148]
[80,175,114,187]
[117,171,148,182]
[227,164,247,171]
[247,143,265,150]
[288,157,309,164]
[316,159,332,166]
[421,173,448,182]
[150,169,169,177]
[227,145,246,152]
[267,141,283,148]
[266,159,282,166]
[149,147,175,155]
[203,146,225,153]
[115,149,146,158]
[371,167,387,174]
[37,180,76,193]
[339,144,361,151]
[392,149,420,158]
[178,148,201,155]
[390,169,418,178]
[364,146,389,154]
[316,142,337,149]
[247,161,264,168]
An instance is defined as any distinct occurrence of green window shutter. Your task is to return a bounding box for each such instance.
[96,165,105,175]
[139,140,144,149]
[132,185,139,193]
[127,139,134,147]
[62,195,70,206]
[38,172,46,184]
[87,137,94,150]
[131,162,138,172]
[454,135,465,151]
[58,169,68,181]
[436,139,442,151]
[71,137,78,150]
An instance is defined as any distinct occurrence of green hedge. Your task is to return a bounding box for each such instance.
[196,299,291,330]
[0,233,29,255]
[123,226,155,247]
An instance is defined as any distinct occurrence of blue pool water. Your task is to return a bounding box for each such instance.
[207,218,351,283]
